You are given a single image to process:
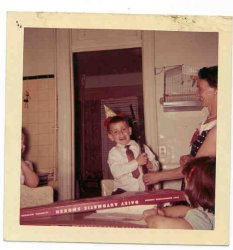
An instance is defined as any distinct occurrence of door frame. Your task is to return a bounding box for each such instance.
[56,29,158,200]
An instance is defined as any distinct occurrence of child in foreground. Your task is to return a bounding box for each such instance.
[21,128,39,188]
[143,156,215,230]
[104,106,159,194]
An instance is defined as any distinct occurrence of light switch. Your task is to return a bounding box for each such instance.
[159,145,167,158]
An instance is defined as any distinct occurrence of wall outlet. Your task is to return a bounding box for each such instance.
[159,145,167,158]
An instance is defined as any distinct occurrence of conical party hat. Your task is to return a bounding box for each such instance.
[104,105,116,118]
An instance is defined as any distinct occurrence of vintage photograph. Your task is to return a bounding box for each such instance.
[4,12,232,245]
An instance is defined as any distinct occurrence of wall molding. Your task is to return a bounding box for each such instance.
[56,29,75,201]
[142,31,159,154]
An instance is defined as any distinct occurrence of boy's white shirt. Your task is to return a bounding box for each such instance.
[108,140,159,192]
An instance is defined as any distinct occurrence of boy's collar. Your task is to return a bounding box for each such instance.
[116,140,136,148]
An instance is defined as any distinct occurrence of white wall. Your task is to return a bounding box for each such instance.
[23,28,58,190]
[154,31,218,164]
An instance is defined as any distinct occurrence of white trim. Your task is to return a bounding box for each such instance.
[71,29,142,52]
[56,29,74,201]
[55,29,157,200]
[69,30,75,199]
[72,43,142,53]
[142,31,159,153]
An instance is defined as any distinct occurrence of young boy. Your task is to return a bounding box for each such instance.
[105,108,159,194]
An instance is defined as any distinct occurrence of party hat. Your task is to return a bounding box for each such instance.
[104,105,116,118]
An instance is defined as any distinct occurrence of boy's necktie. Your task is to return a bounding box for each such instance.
[125,145,140,178]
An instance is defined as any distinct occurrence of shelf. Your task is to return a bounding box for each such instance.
[160,97,202,112]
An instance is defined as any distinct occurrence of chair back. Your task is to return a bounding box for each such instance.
[20,185,54,208]
[100,179,114,196]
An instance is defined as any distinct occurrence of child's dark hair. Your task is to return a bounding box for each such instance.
[22,127,27,136]
[198,66,218,89]
[107,115,130,132]
[22,127,29,157]
[182,156,216,213]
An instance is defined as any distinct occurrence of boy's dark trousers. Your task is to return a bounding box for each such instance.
[111,188,126,195]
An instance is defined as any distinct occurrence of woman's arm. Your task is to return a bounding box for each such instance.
[145,214,193,229]
[143,166,183,185]
[143,205,190,219]
[143,126,216,186]
[196,126,216,157]
[143,205,192,229]
[161,205,191,217]
[21,160,39,188]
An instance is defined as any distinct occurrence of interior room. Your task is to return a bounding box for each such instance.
[21,28,218,202]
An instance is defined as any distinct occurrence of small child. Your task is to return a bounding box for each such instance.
[104,107,159,194]
[21,128,39,188]
[143,156,215,230]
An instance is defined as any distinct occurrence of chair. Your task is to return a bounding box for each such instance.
[100,179,114,196]
[20,185,54,208]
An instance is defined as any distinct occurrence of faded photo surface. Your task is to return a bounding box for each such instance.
[3,11,232,246]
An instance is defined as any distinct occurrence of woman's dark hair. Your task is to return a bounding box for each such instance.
[182,156,216,213]
[198,66,218,88]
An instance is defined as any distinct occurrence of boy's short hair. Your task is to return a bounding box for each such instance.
[182,156,216,213]
[106,115,130,132]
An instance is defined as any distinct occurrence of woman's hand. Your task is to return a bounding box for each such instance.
[143,208,157,219]
[143,172,161,185]
[143,207,165,218]
[157,208,166,216]
[143,207,166,228]
[179,155,193,167]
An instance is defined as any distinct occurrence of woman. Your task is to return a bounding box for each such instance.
[143,66,217,186]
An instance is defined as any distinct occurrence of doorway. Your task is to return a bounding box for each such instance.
[73,48,144,198]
